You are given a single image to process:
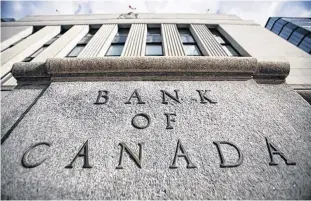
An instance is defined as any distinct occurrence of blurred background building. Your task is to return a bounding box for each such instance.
[265,17,311,54]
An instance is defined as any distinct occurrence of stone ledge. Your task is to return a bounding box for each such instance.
[11,57,290,83]
[295,90,311,104]
[12,62,48,78]
[254,61,290,81]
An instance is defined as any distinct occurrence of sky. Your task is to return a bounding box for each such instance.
[1,1,311,26]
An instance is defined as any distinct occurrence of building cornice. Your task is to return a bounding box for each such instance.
[11,57,289,83]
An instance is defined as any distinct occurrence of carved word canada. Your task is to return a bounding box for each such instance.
[21,89,296,169]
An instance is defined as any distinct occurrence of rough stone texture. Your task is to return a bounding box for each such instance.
[11,58,291,82]
[255,61,290,79]
[1,85,47,139]
[1,80,311,199]
[296,90,311,104]
[12,62,47,79]
[46,57,257,75]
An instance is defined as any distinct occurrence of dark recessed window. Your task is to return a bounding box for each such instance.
[298,33,311,54]
[66,28,98,58]
[265,17,280,30]
[67,45,85,57]
[183,44,201,56]
[22,32,64,62]
[210,29,240,57]
[272,19,288,35]
[22,46,47,62]
[178,28,201,56]
[146,27,163,56]
[288,27,309,46]
[106,44,124,56]
[106,28,130,56]
[146,44,163,56]
[279,23,298,40]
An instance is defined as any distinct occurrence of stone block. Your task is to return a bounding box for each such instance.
[1,80,311,199]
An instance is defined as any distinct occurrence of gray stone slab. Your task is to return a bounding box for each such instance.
[1,80,311,199]
[1,85,47,139]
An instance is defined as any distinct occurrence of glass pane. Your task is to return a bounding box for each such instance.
[145,44,163,56]
[180,35,195,43]
[178,28,191,35]
[30,47,46,57]
[298,35,311,53]
[210,29,226,44]
[117,28,130,36]
[146,35,162,43]
[67,45,84,57]
[112,36,127,43]
[265,17,280,30]
[288,28,309,46]
[213,35,225,44]
[22,57,33,62]
[106,45,124,56]
[147,28,161,35]
[89,28,98,35]
[279,23,297,40]
[45,37,58,45]
[183,44,201,56]
[272,19,288,34]
[283,18,311,30]
[78,36,92,45]
[222,45,239,57]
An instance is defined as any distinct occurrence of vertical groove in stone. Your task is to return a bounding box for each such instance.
[162,24,185,56]
[78,24,116,57]
[33,25,89,62]
[127,24,136,56]
[173,24,185,56]
[198,25,222,56]
[191,24,227,56]
[122,24,146,57]
[168,24,177,55]
[163,24,172,55]
[133,24,140,56]
[167,24,176,55]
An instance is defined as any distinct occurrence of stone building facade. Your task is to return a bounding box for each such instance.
[1,14,311,199]
[1,13,311,90]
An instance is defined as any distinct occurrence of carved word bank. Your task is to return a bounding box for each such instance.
[21,89,296,169]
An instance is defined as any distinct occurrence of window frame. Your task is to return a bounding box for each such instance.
[105,44,125,56]
[178,28,202,56]
[105,27,130,57]
[210,28,240,57]
[145,26,163,56]
[66,27,99,58]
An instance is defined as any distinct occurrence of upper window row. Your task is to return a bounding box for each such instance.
[12,25,239,62]
[105,26,238,57]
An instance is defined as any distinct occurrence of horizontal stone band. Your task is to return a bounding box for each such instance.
[11,57,290,82]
